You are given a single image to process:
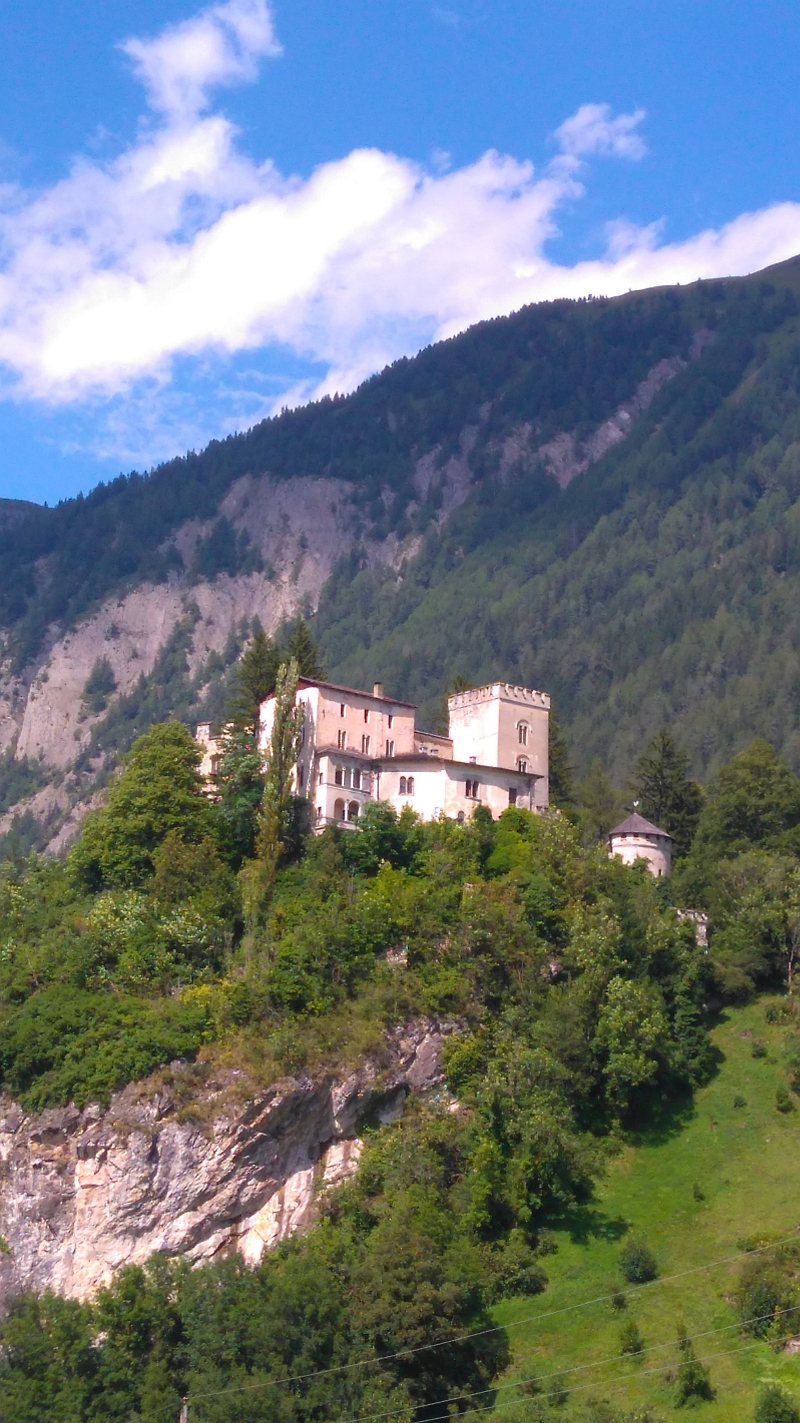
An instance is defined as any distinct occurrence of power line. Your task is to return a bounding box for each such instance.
[184,1228,800,1409]
[315,1299,800,1423]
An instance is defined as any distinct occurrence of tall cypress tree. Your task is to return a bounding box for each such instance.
[632,728,704,858]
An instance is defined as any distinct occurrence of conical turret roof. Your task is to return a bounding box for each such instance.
[609,812,672,839]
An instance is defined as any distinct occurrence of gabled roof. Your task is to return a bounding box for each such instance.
[609,812,672,839]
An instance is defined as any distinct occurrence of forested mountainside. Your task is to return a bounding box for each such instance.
[3,256,800,849]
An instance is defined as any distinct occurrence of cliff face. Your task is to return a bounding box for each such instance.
[0,1020,450,1305]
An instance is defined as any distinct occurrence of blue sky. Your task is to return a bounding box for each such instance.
[1,0,800,504]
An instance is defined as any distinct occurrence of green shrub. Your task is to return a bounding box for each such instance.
[619,1236,658,1285]
[752,1039,768,1058]
[674,1328,714,1406]
[734,1094,747,1108]
[776,1085,795,1113]
[693,1182,706,1201]
[755,1385,800,1423]
[619,1318,644,1356]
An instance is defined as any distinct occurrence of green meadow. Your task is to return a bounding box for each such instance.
[494,997,800,1420]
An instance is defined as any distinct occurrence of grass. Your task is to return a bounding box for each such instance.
[492,996,800,1420]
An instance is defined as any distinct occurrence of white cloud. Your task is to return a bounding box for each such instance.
[553,102,647,161]
[1,4,800,468]
[122,0,281,120]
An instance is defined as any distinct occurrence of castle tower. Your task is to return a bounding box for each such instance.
[447,683,549,808]
[608,813,672,877]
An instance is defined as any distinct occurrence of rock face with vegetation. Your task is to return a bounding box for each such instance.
[0,1018,448,1307]
[5,259,800,851]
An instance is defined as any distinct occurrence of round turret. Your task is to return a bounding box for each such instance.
[608,812,672,877]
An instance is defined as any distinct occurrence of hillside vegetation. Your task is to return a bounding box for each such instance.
[8,260,800,851]
[3,689,800,1417]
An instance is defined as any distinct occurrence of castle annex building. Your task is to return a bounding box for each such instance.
[199,678,550,829]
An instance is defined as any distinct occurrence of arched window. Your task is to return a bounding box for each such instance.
[334,798,345,821]
[517,758,527,773]
[407,776,414,794]
[518,722,529,746]
[352,768,361,790]
[399,776,407,794]
[348,801,360,821]
[456,810,465,823]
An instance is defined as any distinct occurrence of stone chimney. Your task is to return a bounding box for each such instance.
[373,682,384,699]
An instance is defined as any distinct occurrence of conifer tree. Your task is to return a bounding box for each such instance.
[548,703,576,810]
[578,759,622,844]
[226,627,280,737]
[632,728,703,858]
[286,618,325,680]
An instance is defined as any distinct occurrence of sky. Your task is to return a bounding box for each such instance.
[1,1,800,504]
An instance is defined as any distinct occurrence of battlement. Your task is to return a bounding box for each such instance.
[448,683,550,711]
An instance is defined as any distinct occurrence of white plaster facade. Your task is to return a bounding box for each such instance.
[608,813,673,877]
[252,677,549,829]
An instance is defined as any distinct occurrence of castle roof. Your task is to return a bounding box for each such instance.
[609,812,672,840]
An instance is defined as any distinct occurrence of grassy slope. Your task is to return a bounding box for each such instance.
[494,997,800,1419]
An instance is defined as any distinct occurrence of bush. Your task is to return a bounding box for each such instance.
[674,1329,714,1406]
[755,1385,800,1423]
[619,1318,644,1356]
[619,1236,658,1284]
[776,1085,795,1113]
[693,1182,706,1201]
[752,1039,768,1058]
[734,1094,747,1108]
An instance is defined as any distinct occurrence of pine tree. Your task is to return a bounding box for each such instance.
[548,703,576,810]
[674,1325,714,1405]
[632,728,703,858]
[286,618,325,680]
[226,628,280,736]
[212,722,265,867]
[578,759,622,844]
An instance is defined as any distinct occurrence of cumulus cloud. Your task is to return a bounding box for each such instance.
[122,0,281,119]
[1,3,800,467]
[553,102,647,161]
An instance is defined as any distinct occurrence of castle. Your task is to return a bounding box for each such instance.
[198,678,550,829]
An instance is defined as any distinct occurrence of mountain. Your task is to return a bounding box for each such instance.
[3,256,800,849]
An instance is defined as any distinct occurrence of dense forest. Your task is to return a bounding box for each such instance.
[4,615,800,1417]
[6,260,800,827]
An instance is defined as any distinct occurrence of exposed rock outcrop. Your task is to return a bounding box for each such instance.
[0,1020,452,1305]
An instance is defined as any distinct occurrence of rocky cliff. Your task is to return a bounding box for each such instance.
[0,1019,451,1305]
[0,339,695,854]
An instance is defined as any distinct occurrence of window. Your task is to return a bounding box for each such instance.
[466,779,480,799]
[335,766,344,786]
[407,776,414,795]
[315,805,322,820]
[352,768,361,790]
[344,767,352,788]
[388,714,393,729]
[348,800,360,821]
[337,729,346,749]
[340,703,346,717]
[363,708,369,723]
[517,757,527,773]
[318,772,323,785]
[386,739,395,756]
[457,810,465,823]
[297,765,304,789]
[334,798,346,821]
[399,776,407,794]
[508,787,518,806]
[518,722,529,746]
[362,734,370,754]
